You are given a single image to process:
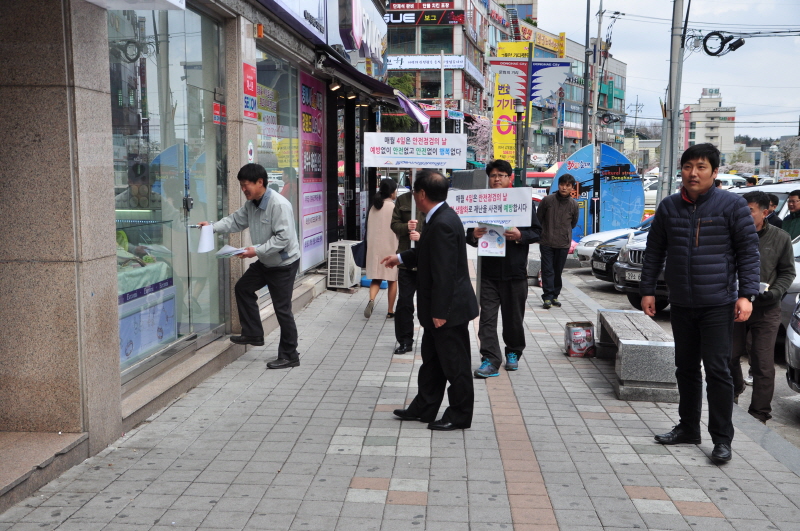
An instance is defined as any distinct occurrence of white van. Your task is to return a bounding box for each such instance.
[716,174,747,190]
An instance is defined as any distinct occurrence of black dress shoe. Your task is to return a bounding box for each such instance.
[266,358,299,369]
[427,419,469,431]
[654,425,701,445]
[711,443,732,464]
[393,408,425,422]
[230,335,264,346]
[393,343,413,354]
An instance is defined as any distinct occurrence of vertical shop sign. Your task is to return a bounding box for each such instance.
[243,63,257,121]
[299,72,325,270]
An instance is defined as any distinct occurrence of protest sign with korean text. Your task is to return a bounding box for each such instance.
[446,187,533,228]
[363,133,467,168]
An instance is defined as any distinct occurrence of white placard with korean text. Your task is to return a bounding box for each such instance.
[364,133,467,168]
[447,187,533,228]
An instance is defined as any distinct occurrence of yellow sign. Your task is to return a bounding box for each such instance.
[558,32,566,58]
[535,32,559,52]
[492,71,519,163]
[497,42,530,58]
[276,138,298,168]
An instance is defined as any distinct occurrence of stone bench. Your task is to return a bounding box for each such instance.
[596,309,679,403]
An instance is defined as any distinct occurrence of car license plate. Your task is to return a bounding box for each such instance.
[625,271,641,281]
[592,261,606,271]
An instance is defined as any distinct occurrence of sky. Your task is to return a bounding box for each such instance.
[536,0,800,140]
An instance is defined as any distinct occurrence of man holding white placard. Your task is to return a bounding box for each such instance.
[199,163,301,369]
[467,160,542,377]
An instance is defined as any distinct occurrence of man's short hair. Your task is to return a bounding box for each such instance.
[414,169,448,202]
[486,159,513,177]
[768,193,780,207]
[790,190,800,200]
[714,179,722,187]
[746,177,758,186]
[558,173,576,187]
[238,163,268,186]
[743,191,770,211]
[680,143,720,171]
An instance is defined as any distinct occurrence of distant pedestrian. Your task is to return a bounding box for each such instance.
[730,191,795,423]
[641,143,759,464]
[467,159,542,377]
[364,178,399,319]
[782,190,800,239]
[390,187,426,353]
[382,170,479,431]
[537,173,578,309]
[198,163,301,369]
[766,193,783,229]
[745,177,757,187]
[715,179,723,189]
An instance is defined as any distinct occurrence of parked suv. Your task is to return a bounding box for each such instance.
[612,232,670,311]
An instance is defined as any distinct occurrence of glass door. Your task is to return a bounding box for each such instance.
[109,8,227,377]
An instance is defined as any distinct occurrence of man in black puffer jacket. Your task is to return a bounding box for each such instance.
[640,143,760,465]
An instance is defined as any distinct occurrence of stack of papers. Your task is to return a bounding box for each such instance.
[216,245,245,258]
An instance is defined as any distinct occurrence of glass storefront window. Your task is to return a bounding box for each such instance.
[388,28,416,54]
[420,27,453,54]
[108,8,227,376]
[420,71,454,98]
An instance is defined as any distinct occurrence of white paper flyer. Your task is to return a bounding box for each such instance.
[477,223,506,257]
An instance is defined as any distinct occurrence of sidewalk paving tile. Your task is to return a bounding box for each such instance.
[4,269,800,530]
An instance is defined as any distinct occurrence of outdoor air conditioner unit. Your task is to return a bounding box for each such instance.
[327,240,361,289]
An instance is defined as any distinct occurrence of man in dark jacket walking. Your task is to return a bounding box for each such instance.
[391,186,427,354]
[641,143,760,464]
[537,173,579,309]
[731,191,795,423]
[766,193,783,229]
[467,160,542,377]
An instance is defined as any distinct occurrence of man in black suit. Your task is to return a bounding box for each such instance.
[382,169,479,430]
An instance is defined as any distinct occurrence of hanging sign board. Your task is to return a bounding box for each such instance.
[363,133,467,168]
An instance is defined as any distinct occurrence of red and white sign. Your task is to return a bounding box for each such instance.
[213,102,221,124]
[243,63,257,120]
[389,2,453,9]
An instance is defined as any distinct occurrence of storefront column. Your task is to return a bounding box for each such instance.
[0,0,121,453]
[344,98,357,240]
[326,87,340,246]
[222,15,259,334]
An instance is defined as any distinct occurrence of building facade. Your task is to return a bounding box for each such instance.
[0,0,401,509]
[680,88,736,154]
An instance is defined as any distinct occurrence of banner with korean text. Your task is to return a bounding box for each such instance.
[299,72,325,270]
[446,187,533,228]
[363,133,467,168]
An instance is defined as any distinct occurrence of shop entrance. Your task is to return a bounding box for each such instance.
[108,8,227,380]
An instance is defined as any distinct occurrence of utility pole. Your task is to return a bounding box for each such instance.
[440,50,446,134]
[627,96,643,171]
[591,0,604,234]
[581,0,591,147]
[658,0,684,206]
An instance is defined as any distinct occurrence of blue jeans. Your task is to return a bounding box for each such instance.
[670,303,736,444]
[540,245,569,301]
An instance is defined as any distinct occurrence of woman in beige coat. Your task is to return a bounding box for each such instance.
[365,178,399,318]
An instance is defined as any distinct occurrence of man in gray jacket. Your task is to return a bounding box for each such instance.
[536,173,579,309]
[199,163,301,369]
[731,191,795,422]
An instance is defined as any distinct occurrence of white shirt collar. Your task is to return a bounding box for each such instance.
[425,201,445,223]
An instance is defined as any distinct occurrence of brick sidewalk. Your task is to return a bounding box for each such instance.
[2,276,800,530]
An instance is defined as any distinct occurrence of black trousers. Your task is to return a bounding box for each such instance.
[478,277,528,368]
[395,267,418,345]
[235,259,300,360]
[730,303,781,422]
[406,323,474,427]
[540,245,569,301]
[671,303,736,444]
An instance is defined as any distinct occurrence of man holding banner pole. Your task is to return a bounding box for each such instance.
[467,160,541,377]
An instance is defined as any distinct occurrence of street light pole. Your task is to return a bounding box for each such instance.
[514,99,525,169]
[591,0,604,235]
[581,0,591,147]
